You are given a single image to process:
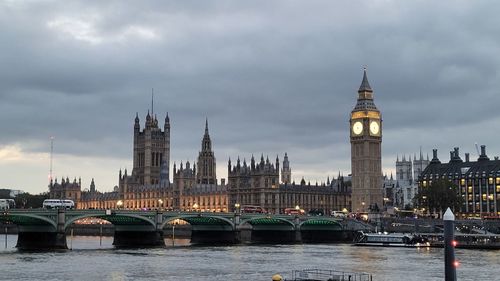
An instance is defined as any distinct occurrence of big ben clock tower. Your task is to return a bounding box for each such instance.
[350,69,383,213]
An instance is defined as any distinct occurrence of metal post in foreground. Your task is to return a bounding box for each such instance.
[172,223,175,246]
[4,226,7,249]
[99,223,103,246]
[443,208,457,281]
[70,228,74,250]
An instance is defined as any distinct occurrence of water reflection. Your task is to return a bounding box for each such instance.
[0,235,498,281]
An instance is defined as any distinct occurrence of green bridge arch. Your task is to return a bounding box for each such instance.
[1,213,58,229]
[240,216,296,230]
[161,214,235,230]
[299,218,343,230]
[64,213,157,229]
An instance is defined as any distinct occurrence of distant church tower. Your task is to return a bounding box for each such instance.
[396,154,413,186]
[196,119,216,184]
[132,110,170,185]
[281,152,291,184]
[350,69,383,212]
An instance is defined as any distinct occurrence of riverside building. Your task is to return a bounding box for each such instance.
[76,113,228,212]
[227,154,350,214]
[418,146,500,215]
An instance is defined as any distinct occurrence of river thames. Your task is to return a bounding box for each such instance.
[0,235,499,281]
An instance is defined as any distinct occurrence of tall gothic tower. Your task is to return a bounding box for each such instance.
[132,111,170,185]
[281,152,291,184]
[350,69,383,212]
[196,119,217,184]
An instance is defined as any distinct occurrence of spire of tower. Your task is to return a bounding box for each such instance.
[205,117,209,135]
[420,146,423,160]
[151,88,154,116]
[358,67,373,93]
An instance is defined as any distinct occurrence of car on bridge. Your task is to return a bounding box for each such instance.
[241,205,266,213]
[284,207,305,215]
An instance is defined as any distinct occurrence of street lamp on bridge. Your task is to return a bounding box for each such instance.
[234,203,240,214]
[116,200,123,210]
[193,203,199,213]
[158,199,163,211]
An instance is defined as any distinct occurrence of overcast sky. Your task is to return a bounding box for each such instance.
[1,1,500,194]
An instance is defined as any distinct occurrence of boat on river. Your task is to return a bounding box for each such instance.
[419,233,500,249]
[354,232,430,247]
[284,269,372,281]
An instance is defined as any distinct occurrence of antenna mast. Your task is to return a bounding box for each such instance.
[49,136,54,188]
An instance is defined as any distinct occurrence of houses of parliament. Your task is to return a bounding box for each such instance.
[49,71,384,214]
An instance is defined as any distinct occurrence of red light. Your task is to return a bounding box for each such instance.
[453,260,460,268]
[452,240,458,247]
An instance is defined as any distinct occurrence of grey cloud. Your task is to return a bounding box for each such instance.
[1,1,500,191]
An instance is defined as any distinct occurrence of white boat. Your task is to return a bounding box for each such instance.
[354,232,430,247]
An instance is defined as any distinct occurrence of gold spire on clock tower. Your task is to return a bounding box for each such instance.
[350,68,383,213]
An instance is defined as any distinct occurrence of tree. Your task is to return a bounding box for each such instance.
[0,189,13,198]
[414,179,463,217]
[14,192,49,209]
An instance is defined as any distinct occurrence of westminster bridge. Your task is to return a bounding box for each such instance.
[0,209,372,250]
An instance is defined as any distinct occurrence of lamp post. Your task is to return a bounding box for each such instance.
[234,203,241,214]
[158,199,163,211]
[383,197,389,210]
[361,201,366,212]
[116,200,123,210]
[295,205,301,215]
[193,203,199,213]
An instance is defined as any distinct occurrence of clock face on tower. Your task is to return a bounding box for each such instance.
[352,121,363,135]
[369,120,380,135]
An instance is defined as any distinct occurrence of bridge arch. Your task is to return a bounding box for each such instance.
[299,218,343,230]
[240,216,296,229]
[160,214,235,229]
[299,218,343,228]
[2,213,58,229]
[64,213,156,229]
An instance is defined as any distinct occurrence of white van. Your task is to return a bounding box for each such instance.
[0,199,9,210]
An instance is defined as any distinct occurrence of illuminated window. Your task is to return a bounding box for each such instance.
[468,186,472,193]
[496,178,500,185]
[482,194,487,200]
[489,178,494,185]
[460,179,465,185]
[423,181,427,187]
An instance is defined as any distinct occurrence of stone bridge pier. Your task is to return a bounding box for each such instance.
[175,213,240,244]
[16,209,68,250]
[112,212,165,247]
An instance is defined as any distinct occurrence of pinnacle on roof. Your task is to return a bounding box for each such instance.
[358,68,373,92]
[205,118,209,135]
